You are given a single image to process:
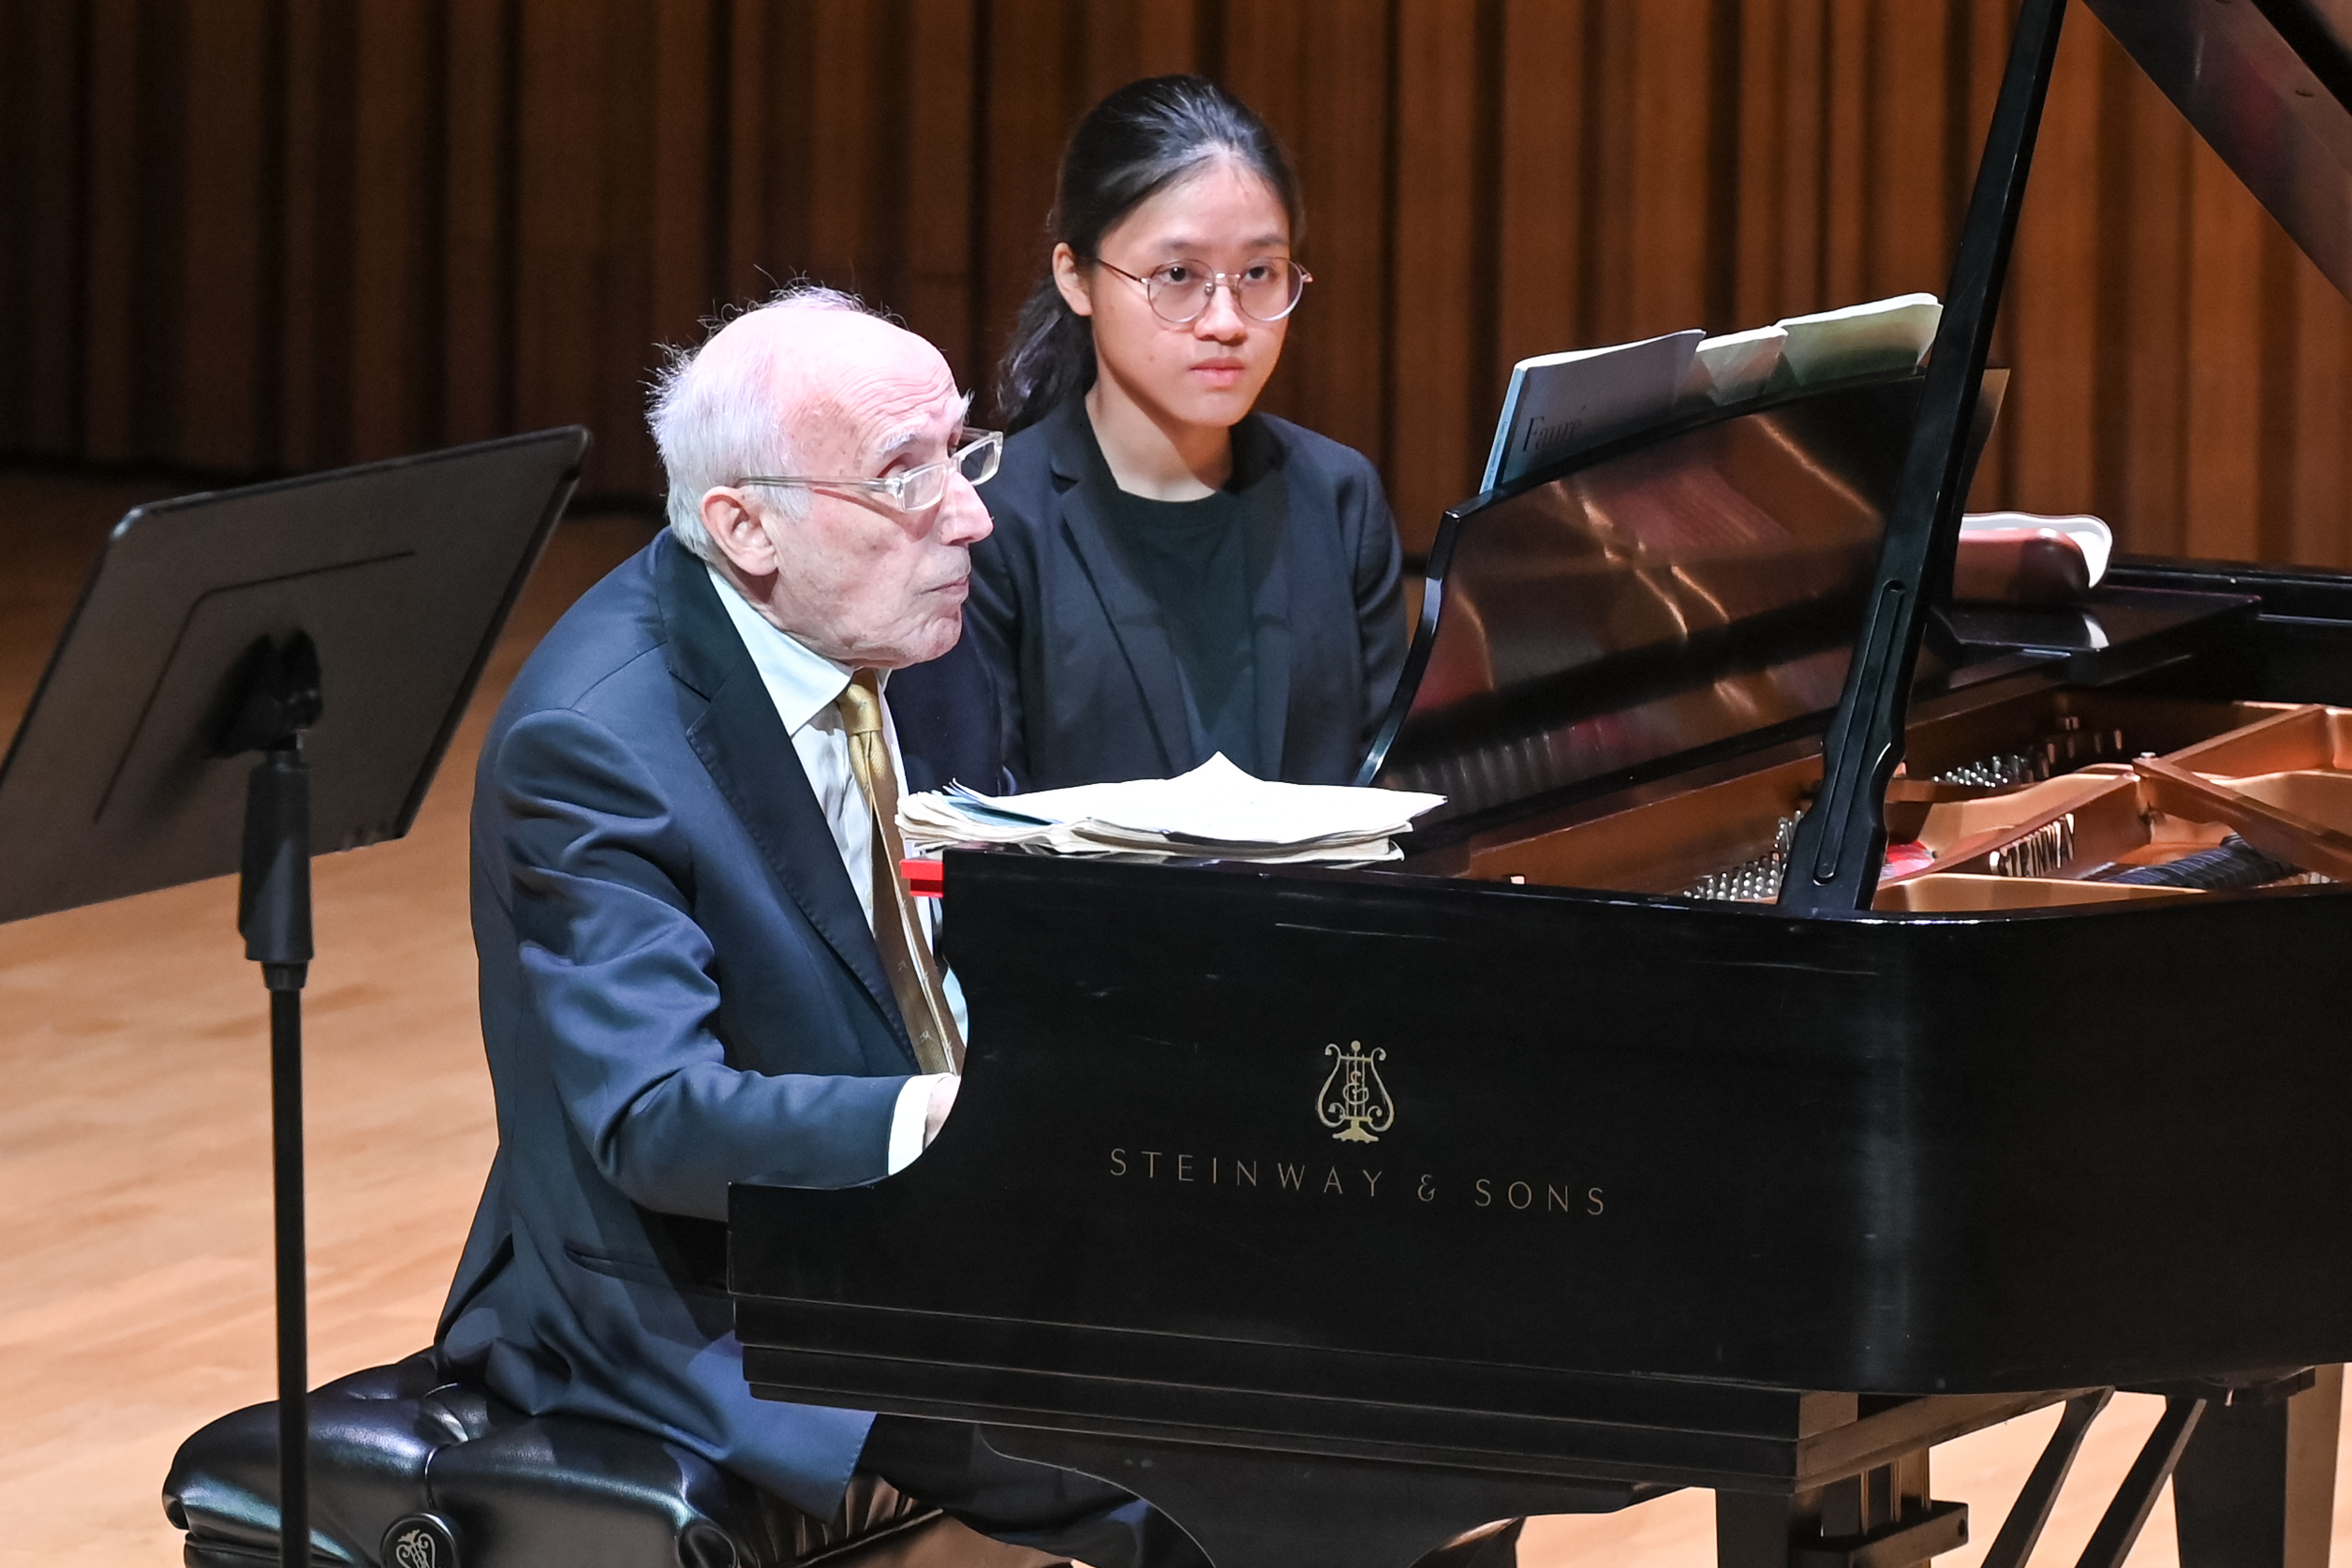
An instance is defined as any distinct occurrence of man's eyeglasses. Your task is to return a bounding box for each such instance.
[737,429,1003,514]
[1093,257,1312,325]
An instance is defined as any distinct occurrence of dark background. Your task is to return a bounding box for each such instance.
[5,0,2348,565]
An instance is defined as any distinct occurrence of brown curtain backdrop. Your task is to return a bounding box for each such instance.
[4,0,2349,566]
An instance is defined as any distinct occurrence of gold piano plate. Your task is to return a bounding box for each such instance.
[2225,769,2352,827]
[1871,874,2197,913]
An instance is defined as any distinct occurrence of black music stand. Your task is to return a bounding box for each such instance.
[0,427,588,1568]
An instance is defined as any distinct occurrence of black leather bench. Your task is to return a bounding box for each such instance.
[163,1350,1060,1568]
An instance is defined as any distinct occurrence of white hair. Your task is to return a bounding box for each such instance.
[646,283,874,563]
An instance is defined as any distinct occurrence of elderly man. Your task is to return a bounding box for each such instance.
[436,288,1200,1568]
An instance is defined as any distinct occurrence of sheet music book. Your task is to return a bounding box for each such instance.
[1961,510,2113,584]
[1774,293,1942,384]
[1480,329,1705,491]
[1684,325,1788,405]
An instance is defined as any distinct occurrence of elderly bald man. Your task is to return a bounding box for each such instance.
[436,288,1202,1568]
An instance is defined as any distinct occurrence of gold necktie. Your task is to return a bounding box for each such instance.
[836,672,963,1075]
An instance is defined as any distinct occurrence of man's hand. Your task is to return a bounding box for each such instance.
[924,1074,960,1146]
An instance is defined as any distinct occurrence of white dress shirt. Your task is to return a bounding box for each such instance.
[708,567,957,1174]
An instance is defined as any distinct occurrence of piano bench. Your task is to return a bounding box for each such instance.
[161,1350,1061,1568]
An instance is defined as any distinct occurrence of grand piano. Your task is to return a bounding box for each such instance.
[732,3,2352,1565]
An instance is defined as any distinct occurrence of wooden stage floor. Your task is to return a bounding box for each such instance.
[0,467,2343,1568]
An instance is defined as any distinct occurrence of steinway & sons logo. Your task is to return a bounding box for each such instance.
[1317,1040,1394,1142]
[1102,1035,1605,1220]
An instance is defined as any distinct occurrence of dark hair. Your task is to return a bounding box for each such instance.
[994,76,1305,433]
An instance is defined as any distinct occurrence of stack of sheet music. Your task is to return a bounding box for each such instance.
[899,754,1445,865]
[1482,293,1947,490]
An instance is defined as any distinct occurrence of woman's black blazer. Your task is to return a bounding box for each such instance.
[966,400,1407,790]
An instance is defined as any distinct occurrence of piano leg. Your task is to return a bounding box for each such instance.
[976,1427,1643,1568]
[2172,1365,2344,1568]
[1715,1448,1968,1568]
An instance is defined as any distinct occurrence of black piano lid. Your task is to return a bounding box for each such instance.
[2085,0,2352,303]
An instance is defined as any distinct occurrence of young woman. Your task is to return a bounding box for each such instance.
[966,75,1406,790]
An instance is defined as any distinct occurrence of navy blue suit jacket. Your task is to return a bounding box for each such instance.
[965,401,1407,790]
[436,532,988,1515]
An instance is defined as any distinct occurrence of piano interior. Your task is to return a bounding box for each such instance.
[1370,371,2352,915]
[1455,691,2351,910]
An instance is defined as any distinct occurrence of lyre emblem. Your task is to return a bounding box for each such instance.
[381,1516,455,1568]
[1317,1041,1395,1143]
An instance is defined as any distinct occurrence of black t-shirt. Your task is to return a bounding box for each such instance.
[1102,484,1262,777]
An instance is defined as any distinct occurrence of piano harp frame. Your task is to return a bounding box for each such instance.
[731,2,2352,1566]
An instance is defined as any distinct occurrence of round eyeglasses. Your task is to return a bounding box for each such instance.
[1093,257,1312,325]
[737,429,1002,514]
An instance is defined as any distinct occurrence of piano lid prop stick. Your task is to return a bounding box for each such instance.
[1779,0,2071,914]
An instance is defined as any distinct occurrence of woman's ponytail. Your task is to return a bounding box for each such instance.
[996,277,1097,435]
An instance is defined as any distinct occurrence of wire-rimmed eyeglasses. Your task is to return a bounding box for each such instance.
[1093,257,1312,325]
[737,429,1003,514]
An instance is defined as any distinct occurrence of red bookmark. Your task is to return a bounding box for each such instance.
[900,858,944,897]
[1879,841,1935,881]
